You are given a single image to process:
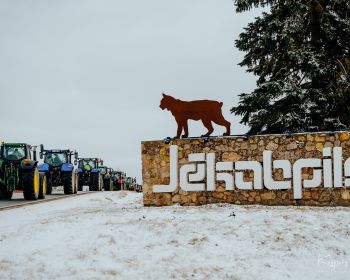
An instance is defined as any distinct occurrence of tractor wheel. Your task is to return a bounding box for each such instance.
[23,168,40,200]
[78,174,83,191]
[99,175,103,191]
[46,175,52,195]
[0,185,13,200]
[74,173,78,194]
[38,173,47,199]
[91,173,101,191]
[103,179,108,191]
[63,172,74,195]
[104,179,112,191]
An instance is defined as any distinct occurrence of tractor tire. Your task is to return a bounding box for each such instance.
[46,182,52,194]
[99,175,103,191]
[103,179,112,191]
[74,173,78,194]
[23,168,40,200]
[63,172,74,195]
[0,185,13,200]
[38,173,47,199]
[78,174,83,191]
[91,173,101,191]
[46,175,53,195]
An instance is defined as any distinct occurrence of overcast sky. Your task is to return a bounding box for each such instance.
[0,0,263,181]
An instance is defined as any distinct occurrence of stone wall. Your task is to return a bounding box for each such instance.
[142,132,350,206]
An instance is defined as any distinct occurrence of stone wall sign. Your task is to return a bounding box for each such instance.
[142,132,350,206]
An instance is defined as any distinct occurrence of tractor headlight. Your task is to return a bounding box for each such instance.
[84,165,91,171]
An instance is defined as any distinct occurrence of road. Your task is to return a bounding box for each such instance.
[0,189,91,211]
[1,191,349,280]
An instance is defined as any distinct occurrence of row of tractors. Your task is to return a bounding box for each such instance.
[0,142,141,200]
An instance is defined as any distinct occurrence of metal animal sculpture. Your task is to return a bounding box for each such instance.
[159,93,231,138]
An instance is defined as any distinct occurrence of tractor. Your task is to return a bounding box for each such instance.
[125,177,136,191]
[99,165,113,191]
[75,157,103,191]
[110,170,118,190]
[112,170,126,191]
[0,143,46,200]
[38,146,77,195]
[135,184,143,192]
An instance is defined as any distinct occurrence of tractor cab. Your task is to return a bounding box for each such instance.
[39,145,76,167]
[78,158,100,171]
[98,165,109,175]
[1,143,35,163]
[44,151,68,166]
[98,166,106,174]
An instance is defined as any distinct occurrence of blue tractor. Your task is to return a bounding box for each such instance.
[38,145,77,195]
[75,157,103,191]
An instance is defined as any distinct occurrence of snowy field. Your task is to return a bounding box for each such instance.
[0,192,349,280]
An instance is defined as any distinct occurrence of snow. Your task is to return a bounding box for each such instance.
[0,191,349,280]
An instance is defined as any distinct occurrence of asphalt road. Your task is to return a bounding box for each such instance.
[0,189,92,211]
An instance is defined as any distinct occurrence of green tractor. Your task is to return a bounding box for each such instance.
[0,143,47,200]
[98,165,113,191]
[125,177,136,191]
[75,157,103,191]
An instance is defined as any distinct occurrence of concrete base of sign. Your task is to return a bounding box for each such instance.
[142,132,350,207]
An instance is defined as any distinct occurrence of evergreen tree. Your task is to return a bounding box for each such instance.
[231,0,350,134]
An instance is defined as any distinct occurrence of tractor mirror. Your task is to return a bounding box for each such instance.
[74,151,78,159]
[40,144,44,153]
[39,152,43,159]
[33,150,37,161]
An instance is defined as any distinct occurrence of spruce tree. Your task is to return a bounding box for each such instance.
[231,0,350,134]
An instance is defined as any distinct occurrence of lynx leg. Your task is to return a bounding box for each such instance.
[182,120,189,138]
[201,118,214,137]
[175,117,184,138]
[224,122,231,136]
[176,124,183,138]
[213,114,231,136]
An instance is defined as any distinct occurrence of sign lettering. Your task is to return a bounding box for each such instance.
[153,145,350,199]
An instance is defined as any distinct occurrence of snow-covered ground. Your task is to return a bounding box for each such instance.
[0,192,349,280]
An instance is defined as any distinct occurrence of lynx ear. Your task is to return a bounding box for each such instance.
[162,92,167,97]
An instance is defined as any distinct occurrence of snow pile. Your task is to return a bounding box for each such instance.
[0,192,349,279]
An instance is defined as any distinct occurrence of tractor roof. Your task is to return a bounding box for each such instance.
[46,149,70,153]
[2,143,30,147]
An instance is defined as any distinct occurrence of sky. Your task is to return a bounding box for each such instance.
[0,0,263,182]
